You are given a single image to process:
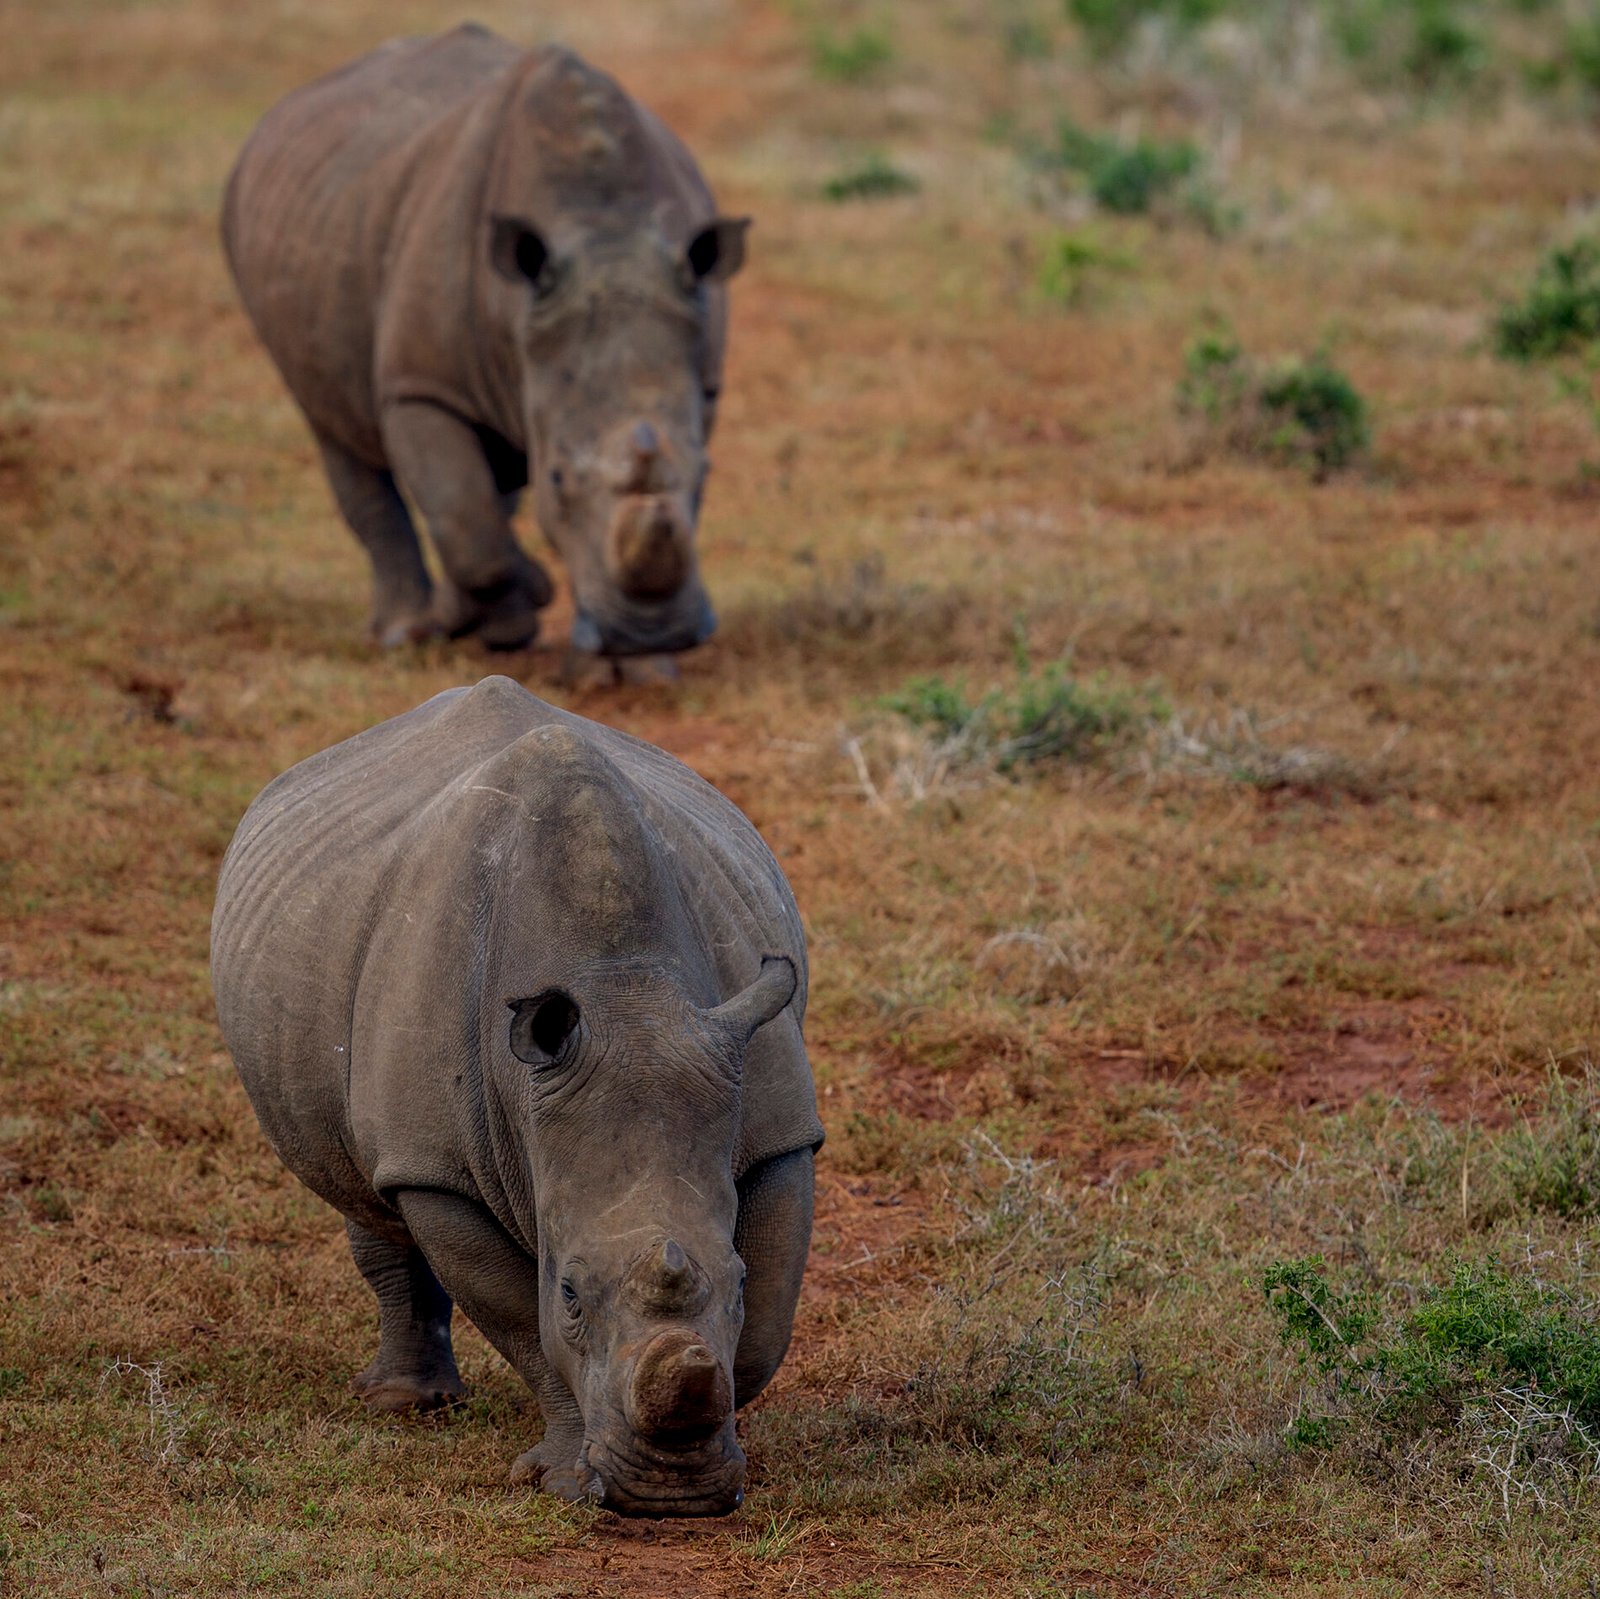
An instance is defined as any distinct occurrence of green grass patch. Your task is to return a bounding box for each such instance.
[822,153,920,202]
[1035,229,1135,306]
[1065,0,1226,58]
[885,635,1163,776]
[810,25,894,82]
[1266,1256,1600,1437]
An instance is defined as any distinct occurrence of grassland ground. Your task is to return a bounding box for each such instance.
[4,0,1600,1593]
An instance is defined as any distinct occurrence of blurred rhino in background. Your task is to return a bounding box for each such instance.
[223,25,748,660]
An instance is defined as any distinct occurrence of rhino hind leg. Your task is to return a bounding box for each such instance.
[345,1218,466,1413]
[383,402,553,652]
[315,436,438,649]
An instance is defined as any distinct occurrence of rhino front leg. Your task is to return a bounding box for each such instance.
[315,435,436,648]
[382,402,553,651]
[394,1188,594,1500]
[732,1147,815,1407]
[345,1218,466,1412]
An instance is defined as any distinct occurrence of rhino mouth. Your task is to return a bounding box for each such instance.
[571,590,716,657]
[582,1432,746,1518]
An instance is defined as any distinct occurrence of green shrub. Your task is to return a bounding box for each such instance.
[811,26,893,83]
[1570,15,1600,94]
[1256,353,1370,476]
[1052,121,1202,215]
[822,154,920,203]
[1177,326,1369,478]
[1494,239,1600,361]
[1402,0,1485,87]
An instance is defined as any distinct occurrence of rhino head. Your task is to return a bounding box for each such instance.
[485,51,748,659]
[503,955,796,1515]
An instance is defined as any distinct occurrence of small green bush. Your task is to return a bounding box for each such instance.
[822,154,920,203]
[1494,239,1600,361]
[1256,353,1370,476]
[1402,0,1485,87]
[810,26,893,83]
[1570,16,1600,94]
[1177,327,1369,478]
[1053,121,1201,215]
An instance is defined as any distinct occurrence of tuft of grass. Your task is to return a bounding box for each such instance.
[1036,229,1135,306]
[810,26,894,83]
[1494,1069,1600,1219]
[1145,707,1379,795]
[822,153,920,203]
[1177,326,1370,477]
[1493,238,1600,361]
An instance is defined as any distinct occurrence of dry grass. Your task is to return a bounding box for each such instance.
[5,0,1600,1593]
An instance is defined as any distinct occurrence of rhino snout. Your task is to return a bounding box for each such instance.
[572,588,716,657]
[626,1327,734,1442]
[583,1431,746,1518]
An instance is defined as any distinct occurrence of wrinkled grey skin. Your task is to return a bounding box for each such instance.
[211,676,822,1515]
[222,27,747,658]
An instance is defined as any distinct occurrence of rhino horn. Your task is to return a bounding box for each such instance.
[627,1328,733,1441]
[702,956,796,1050]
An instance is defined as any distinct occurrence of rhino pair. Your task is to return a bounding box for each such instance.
[213,32,820,1518]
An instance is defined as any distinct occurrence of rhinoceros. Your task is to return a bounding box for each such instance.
[222,26,747,658]
[210,676,821,1515]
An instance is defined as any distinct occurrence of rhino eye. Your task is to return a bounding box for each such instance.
[508,989,580,1065]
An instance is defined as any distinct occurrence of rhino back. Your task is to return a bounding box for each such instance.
[212,677,817,1233]
[221,26,520,461]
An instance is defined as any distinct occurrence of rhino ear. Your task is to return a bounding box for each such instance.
[704,955,797,1051]
[490,214,559,296]
[508,989,581,1066]
[684,217,750,285]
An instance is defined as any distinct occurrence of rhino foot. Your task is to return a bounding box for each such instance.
[370,606,442,650]
[615,654,682,686]
[350,1366,467,1414]
[509,1436,602,1502]
[434,566,550,652]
